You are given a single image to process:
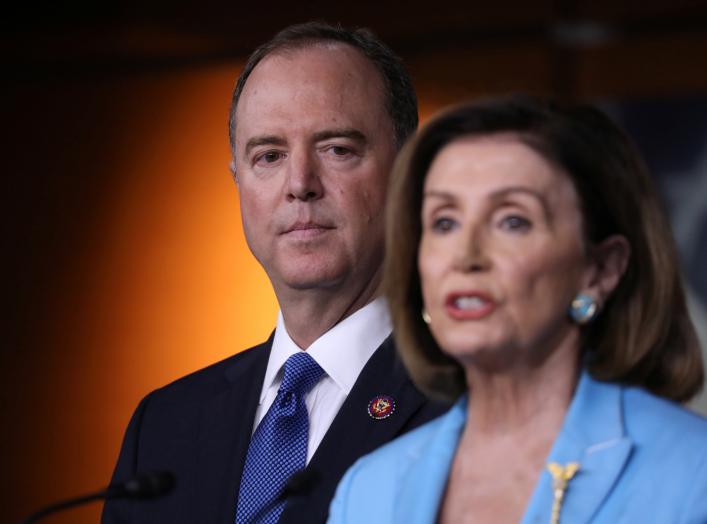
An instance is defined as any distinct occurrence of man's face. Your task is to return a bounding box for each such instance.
[233,44,398,295]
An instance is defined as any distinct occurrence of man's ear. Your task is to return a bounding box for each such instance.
[230,159,239,186]
[583,234,631,305]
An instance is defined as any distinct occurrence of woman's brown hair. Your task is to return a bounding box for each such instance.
[385,95,703,402]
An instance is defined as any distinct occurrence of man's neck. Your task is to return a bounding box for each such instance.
[276,274,382,349]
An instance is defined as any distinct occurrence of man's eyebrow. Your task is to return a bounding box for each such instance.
[244,135,287,156]
[312,128,367,144]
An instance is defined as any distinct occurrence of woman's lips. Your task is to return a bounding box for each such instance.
[445,291,496,320]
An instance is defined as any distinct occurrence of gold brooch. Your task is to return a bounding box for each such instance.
[546,462,580,524]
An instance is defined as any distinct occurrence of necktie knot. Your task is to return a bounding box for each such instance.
[279,352,324,397]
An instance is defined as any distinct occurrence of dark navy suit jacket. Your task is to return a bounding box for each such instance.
[101,334,449,524]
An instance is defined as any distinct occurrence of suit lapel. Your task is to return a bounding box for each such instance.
[392,374,633,524]
[192,336,272,524]
[394,398,467,524]
[522,372,633,524]
[280,336,432,523]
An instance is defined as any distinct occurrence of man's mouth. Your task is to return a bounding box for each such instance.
[281,222,334,239]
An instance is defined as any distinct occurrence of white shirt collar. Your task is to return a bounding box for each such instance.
[260,297,392,402]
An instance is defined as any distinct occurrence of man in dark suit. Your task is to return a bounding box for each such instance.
[102,22,448,524]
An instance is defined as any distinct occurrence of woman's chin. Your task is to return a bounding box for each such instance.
[439,339,519,371]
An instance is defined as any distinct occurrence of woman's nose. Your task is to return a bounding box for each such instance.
[453,226,491,272]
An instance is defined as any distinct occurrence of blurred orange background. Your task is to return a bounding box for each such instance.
[1,61,453,524]
[3,64,278,523]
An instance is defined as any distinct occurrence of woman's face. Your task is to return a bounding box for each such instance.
[418,134,593,369]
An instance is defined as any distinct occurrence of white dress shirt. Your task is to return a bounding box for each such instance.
[252,297,392,463]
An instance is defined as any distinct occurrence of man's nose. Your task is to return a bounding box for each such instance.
[453,225,491,272]
[286,151,323,202]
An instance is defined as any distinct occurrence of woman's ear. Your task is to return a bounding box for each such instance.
[583,234,631,304]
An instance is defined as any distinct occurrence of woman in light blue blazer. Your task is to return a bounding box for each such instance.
[328,97,707,524]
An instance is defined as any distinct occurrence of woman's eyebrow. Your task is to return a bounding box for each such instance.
[422,189,456,202]
[490,186,552,221]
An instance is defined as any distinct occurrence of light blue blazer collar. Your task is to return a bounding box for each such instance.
[394,372,632,524]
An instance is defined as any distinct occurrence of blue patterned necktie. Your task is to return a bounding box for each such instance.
[235,352,324,524]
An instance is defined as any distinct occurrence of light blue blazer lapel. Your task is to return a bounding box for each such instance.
[394,397,467,524]
[522,372,633,524]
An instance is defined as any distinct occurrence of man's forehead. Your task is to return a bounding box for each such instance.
[265,40,362,64]
[242,44,383,102]
[236,99,370,144]
[234,43,389,145]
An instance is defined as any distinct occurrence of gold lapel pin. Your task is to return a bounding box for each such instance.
[546,462,580,524]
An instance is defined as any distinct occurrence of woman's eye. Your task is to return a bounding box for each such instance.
[499,215,531,232]
[431,217,457,232]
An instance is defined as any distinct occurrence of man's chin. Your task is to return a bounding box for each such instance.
[277,265,348,291]
[283,274,345,291]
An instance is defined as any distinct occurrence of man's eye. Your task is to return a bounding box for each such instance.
[331,146,350,155]
[499,215,531,232]
[323,145,355,159]
[255,151,284,165]
[431,217,456,232]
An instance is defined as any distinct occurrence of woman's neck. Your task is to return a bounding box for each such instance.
[464,341,581,436]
